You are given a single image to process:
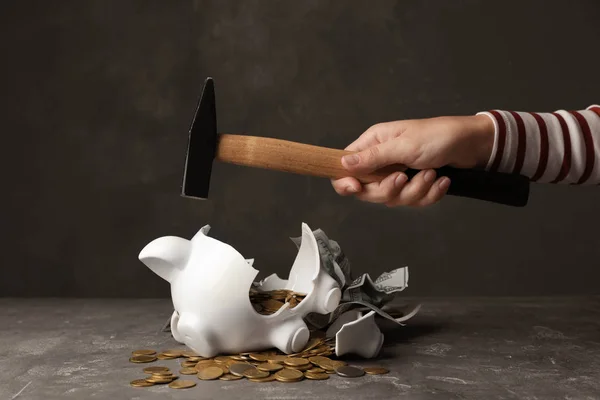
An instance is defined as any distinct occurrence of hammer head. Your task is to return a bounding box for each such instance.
[181,77,217,200]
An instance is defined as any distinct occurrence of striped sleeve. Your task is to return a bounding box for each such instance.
[477,105,600,184]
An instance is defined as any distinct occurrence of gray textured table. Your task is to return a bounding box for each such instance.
[1,297,599,400]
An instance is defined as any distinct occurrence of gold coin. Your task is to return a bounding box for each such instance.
[162,349,183,358]
[319,360,335,370]
[307,367,325,374]
[300,338,322,352]
[151,371,175,376]
[288,298,299,308]
[157,353,178,360]
[196,363,223,373]
[220,373,243,381]
[181,350,199,358]
[195,363,217,372]
[275,369,304,382]
[322,365,335,372]
[285,364,312,371]
[308,356,329,365]
[143,366,170,374]
[181,360,197,368]
[179,367,198,375]
[168,379,196,389]
[249,353,269,362]
[335,366,365,378]
[268,355,288,364]
[225,359,239,367]
[130,379,154,387]
[196,359,216,365]
[249,374,277,382]
[197,366,224,380]
[307,345,330,356]
[243,369,270,379]
[129,355,157,363]
[230,355,249,361]
[261,299,285,311]
[146,376,175,384]
[187,356,205,362]
[132,349,156,356]
[284,358,309,367]
[364,367,389,375]
[219,365,230,374]
[229,363,255,377]
[275,376,303,383]
[305,373,329,380]
[330,360,347,369]
[214,356,232,364]
[195,360,217,371]
[257,363,283,372]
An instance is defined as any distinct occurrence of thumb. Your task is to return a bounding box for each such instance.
[341,139,407,174]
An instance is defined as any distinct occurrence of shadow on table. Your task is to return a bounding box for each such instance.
[379,315,450,345]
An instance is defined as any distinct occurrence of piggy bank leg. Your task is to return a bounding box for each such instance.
[170,311,185,344]
[269,317,310,354]
[177,312,218,358]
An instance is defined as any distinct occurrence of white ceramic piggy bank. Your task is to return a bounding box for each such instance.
[139,223,341,357]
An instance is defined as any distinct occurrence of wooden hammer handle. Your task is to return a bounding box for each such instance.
[216,134,529,206]
[216,134,390,183]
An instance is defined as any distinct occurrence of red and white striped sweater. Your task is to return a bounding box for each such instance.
[478,105,600,184]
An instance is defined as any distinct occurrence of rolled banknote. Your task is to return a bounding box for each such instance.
[343,267,409,307]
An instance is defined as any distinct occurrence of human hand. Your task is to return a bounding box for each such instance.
[331,115,494,207]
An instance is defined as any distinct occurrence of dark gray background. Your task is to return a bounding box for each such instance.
[2,0,599,298]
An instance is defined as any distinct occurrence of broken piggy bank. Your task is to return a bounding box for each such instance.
[138,223,342,357]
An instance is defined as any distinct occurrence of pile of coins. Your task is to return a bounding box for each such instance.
[249,289,306,314]
[129,336,389,389]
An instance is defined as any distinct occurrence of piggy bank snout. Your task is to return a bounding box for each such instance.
[176,312,218,358]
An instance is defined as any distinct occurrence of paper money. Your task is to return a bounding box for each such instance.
[290,229,352,288]
[291,228,418,330]
[342,267,409,307]
[293,229,409,304]
[306,301,421,330]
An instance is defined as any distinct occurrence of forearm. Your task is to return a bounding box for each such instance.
[477,105,600,184]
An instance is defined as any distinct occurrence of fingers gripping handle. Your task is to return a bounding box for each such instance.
[404,167,530,207]
[216,134,530,207]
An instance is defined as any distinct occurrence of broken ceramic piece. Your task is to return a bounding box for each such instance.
[334,311,384,358]
[139,223,341,357]
[325,309,362,338]
[254,225,342,316]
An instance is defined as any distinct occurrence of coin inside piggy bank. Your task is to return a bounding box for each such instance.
[139,223,342,357]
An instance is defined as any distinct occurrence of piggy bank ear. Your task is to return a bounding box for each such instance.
[138,236,191,283]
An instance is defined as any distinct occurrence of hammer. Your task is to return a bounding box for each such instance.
[181,78,529,207]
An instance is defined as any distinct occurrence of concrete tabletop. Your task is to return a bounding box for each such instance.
[1,297,599,400]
